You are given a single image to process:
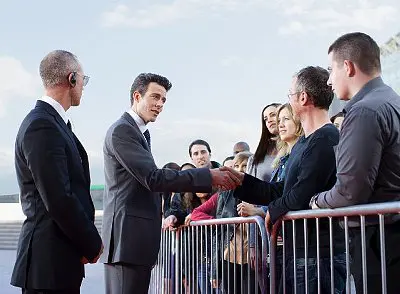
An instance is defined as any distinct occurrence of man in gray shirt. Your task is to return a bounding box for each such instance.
[310,32,400,294]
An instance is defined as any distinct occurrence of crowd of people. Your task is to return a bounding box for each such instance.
[9,31,400,294]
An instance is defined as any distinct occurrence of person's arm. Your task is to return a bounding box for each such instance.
[315,107,384,208]
[234,174,284,205]
[22,119,102,261]
[268,137,336,223]
[191,193,218,221]
[111,124,212,193]
[164,193,187,226]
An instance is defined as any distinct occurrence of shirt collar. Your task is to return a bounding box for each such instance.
[38,96,69,124]
[343,77,384,114]
[127,109,147,134]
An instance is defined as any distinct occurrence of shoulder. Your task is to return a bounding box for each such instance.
[351,84,400,115]
[108,116,140,139]
[311,124,339,146]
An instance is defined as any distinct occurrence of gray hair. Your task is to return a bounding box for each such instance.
[39,50,80,88]
[294,66,334,111]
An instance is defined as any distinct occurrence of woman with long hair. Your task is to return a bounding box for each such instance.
[247,103,281,181]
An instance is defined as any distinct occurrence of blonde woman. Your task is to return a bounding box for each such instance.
[270,103,304,182]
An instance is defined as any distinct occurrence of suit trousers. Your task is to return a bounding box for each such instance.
[22,289,79,294]
[104,263,152,294]
[350,221,400,294]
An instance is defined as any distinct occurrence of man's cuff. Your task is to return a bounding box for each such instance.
[268,200,288,224]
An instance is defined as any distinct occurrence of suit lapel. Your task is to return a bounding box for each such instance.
[35,101,89,184]
[36,101,78,151]
[122,112,151,152]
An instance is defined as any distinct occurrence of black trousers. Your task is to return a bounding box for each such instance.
[22,289,79,294]
[350,221,400,294]
[104,263,152,294]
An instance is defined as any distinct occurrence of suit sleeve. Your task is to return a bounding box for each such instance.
[233,174,284,205]
[22,119,102,260]
[110,124,212,193]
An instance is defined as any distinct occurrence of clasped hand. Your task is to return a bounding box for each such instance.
[210,166,243,191]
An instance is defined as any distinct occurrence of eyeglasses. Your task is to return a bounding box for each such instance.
[287,92,301,100]
[72,72,90,86]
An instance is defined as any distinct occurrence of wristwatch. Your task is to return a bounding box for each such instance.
[309,194,320,209]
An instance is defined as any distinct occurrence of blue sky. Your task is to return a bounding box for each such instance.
[0,0,399,194]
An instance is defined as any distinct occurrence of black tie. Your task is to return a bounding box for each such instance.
[67,120,72,131]
[143,129,151,149]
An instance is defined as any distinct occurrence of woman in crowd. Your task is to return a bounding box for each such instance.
[240,103,303,292]
[191,151,256,293]
[246,103,281,182]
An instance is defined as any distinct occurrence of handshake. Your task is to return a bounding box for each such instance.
[210,166,244,191]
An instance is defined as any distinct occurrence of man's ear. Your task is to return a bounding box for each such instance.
[344,60,356,77]
[299,92,308,106]
[133,91,142,103]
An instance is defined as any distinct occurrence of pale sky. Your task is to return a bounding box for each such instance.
[0,0,399,194]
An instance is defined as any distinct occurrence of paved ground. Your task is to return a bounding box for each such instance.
[0,250,105,294]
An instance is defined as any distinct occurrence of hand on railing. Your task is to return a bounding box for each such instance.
[184,213,192,226]
[237,202,260,217]
[162,215,178,230]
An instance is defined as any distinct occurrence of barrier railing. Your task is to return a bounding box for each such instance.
[149,216,269,294]
[268,201,400,294]
[149,201,400,293]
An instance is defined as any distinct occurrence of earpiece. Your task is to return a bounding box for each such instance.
[69,72,76,87]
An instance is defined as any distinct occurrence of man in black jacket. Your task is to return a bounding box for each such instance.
[11,50,103,294]
[230,66,346,293]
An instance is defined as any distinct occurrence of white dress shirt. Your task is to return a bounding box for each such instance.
[38,96,69,125]
[127,109,148,134]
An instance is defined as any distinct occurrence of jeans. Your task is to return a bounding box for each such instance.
[276,253,347,294]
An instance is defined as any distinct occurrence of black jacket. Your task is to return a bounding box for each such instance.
[11,101,102,290]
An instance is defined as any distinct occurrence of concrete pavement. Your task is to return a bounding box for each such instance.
[0,250,105,294]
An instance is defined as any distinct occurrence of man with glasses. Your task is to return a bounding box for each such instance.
[229,66,346,293]
[11,50,103,294]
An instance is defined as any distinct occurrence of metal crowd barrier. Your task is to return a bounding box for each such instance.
[268,201,400,294]
[149,216,269,294]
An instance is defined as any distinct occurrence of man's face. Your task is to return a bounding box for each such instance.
[327,52,351,100]
[190,144,211,168]
[134,82,167,123]
[288,77,302,117]
[70,67,87,107]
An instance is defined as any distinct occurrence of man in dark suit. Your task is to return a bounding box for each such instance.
[101,73,240,294]
[11,50,103,294]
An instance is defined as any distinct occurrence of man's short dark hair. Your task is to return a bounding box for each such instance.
[328,32,381,75]
[189,139,211,157]
[130,73,172,105]
[222,156,235,166]
[295,66,334,111]
[233,141,250,154]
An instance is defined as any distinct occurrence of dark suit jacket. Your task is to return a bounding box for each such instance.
[11,101,102,290]
[101,112,212,266]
